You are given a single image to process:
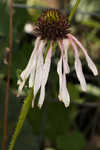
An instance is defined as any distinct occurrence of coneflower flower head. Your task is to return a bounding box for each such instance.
[17,9,98,108]
[35,9,70,40]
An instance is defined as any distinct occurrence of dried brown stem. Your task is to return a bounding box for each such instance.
[2,0,13,150]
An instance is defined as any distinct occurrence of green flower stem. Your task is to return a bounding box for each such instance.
[8,88,33,150]
[68,0,81,22]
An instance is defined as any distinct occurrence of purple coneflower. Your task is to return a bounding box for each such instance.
[17,9,98,108]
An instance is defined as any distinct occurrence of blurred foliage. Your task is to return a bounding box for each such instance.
[56,131,86,150]
[0,0,9,36]
[70,0,100,29]
[0,0,100,150]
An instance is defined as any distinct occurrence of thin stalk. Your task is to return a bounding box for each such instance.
[68,0,81,22]
[2,0,13,150]
[8,88,33,150]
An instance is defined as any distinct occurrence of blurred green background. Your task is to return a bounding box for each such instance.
[0,0,100,150]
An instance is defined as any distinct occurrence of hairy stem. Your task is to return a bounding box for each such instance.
[8,88,33,150]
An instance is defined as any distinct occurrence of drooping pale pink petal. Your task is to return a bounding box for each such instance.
[29,52,37,88]
[63,39,70,73]
[38,86,45,109]
[32,98,35,108]
[68,33,98,76]
[63,39,69,50]
[60,72,70,107]
[38,42,52,108]
[57,56,63,101]
[58,40,70,74]
[20,37,41,82]
[57,53,70,107]
[33,52,43,97]
[17,80,25,97]
[34,40,46,97]
[42,42,52,85]
[17,37,41,96]
[69,38,87,91]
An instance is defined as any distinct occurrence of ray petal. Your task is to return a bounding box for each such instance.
[58,40,70,74]
[69,38,87,91]
[20,37,41,81]
[57,56,63,101]
[60,72,70,107]
[34,40,46,97]
[68,33,98,76]
[38,42,52,108]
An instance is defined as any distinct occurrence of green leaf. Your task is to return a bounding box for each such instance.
[16,69,22,80]
[27,105,43,134]
[80,19,100,29]
[56,131,86,150]
[28,102,72,140]
[8,88,33,150]
[0,0,9,36]
[68,0,81,22]
[68,83,80,101]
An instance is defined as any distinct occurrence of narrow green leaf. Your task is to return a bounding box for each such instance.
[68,0,81,22]
[8,88,33,150]
[80,19,100,29]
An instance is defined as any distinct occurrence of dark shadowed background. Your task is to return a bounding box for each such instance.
[0,0,100,150]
